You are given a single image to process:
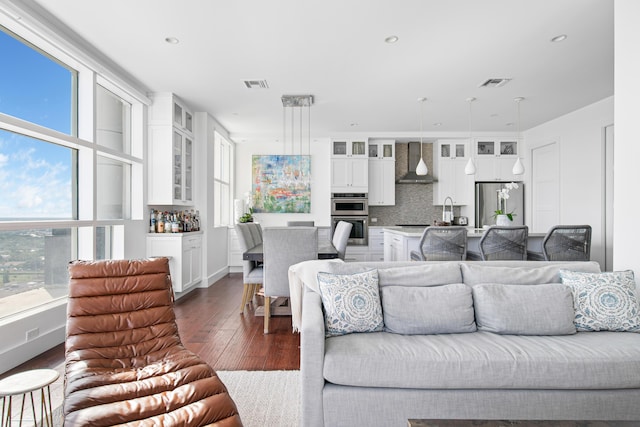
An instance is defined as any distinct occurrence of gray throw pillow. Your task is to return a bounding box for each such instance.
[381,283,476,335]
[472,283,576,335]
[560,269,640,332]
[317,269,384,337]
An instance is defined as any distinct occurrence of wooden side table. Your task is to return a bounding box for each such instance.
[0,369,59,427]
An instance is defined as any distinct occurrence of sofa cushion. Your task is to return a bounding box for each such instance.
[472,283,576,335]
[461,261,601,286]
[377,262,463,287]
[381,283,476,334]
[317,269,384,337]
[323,331,640,390]
[560,269,640,332]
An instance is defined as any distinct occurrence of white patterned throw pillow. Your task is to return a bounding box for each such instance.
[560,269,640,332]
[317,269,383,337]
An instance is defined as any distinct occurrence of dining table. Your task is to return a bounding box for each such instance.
[242,240,339,262]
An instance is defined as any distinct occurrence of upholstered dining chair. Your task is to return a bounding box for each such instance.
[467,225,528,260]
[528,225,592,261]
[410,226,468,261]
[234,222,264,313]
[263,226,317,333]
[286,220,315,226]
[332,220,353,260]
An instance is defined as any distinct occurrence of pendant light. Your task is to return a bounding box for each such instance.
[512,97,525,175]
[464,97,477,175]
[416,97,428,176]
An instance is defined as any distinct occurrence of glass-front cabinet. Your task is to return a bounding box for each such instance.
[148,93,195,205]
[474,138,519,181]
[332,140,367,157]
[439,141,468,159]
[368,140,395,159]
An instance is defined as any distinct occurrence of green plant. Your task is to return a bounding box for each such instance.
[238,208,254,223]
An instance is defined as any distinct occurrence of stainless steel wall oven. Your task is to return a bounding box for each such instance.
[331,193,368,245]
[331,216,368,246]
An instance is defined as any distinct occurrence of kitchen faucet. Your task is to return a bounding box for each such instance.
[442,196,454,223]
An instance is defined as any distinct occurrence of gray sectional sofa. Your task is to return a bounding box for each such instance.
[299,261,640,427]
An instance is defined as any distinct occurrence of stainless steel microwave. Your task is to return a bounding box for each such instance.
[331,193,368,216]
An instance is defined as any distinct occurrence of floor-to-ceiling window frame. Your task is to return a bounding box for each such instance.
[0,5,148,372]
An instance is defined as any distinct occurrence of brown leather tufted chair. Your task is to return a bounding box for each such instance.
[64,258,242,427]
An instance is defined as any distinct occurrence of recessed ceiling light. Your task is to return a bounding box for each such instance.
[165,37,180,44]
[490,113,499,118]
[432,122,442,127]
[385,35,399,44]
[350,123,359,127]
[551,34,567,43]
[506,122,515,127]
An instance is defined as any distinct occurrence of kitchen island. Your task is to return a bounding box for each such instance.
[383,226,546,261]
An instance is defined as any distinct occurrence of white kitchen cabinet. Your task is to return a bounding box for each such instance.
[367,227,386,261]
[331,158,368,192]
[228,227,243,272]
[368,140,395,159]
[432,140,473,205]
[331,139,368,157]
[383,229,421,262]
[474,139,519,181]
[148,93,194,205]
[344,246,368,262]
[146,232,203,293]
[368,159,395,205]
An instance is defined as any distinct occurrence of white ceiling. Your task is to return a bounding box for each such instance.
[29,0,613,142]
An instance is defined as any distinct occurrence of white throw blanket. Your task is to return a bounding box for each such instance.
[288,259,344,332]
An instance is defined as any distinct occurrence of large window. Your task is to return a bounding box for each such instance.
[214,132,232,227]
[0,130,77,220]
[0,23,143,320]
[0,28,77,135]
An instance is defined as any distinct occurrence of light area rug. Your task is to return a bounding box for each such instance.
[218,370,300,427]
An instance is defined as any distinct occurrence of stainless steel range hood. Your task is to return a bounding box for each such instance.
[397,142,434,184]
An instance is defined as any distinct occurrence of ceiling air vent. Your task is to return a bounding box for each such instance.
[243,79,269,89]
[479,78,512,88]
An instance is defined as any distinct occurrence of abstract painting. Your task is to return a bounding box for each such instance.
[251,155,311,213]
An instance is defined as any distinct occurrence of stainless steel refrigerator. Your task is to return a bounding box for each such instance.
[475,182,524,228]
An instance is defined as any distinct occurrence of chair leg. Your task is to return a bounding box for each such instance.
[250,284,259,305]
[239,284,250,314]
[264,296,271,334]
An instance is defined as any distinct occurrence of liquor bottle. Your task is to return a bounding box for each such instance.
[150,209,156,233]
[157,213,165,233]
[172,213,179,233]
[164,212,172,233]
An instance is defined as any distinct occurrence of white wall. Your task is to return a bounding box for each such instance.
[234,139,332,227]
[194,112,231,287]
[613,1,640,279]
[523,97,613,269]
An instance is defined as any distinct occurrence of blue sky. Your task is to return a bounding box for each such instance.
[0,29,74,219]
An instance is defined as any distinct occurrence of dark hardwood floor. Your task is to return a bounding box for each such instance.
[1,272,300,380]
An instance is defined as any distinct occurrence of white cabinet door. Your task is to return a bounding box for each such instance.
[147,233,202,293]
[368,160,395,205]
[183,235,202,286]
[331,158,368,192]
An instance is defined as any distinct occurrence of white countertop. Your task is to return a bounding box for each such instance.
[382,226,545,238]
